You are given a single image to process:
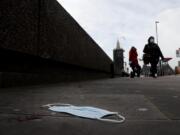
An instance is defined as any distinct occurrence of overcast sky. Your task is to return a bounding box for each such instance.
[58,0,180,68]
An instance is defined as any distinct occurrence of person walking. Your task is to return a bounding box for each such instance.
[143,36,164,78]
[129,46,141,78]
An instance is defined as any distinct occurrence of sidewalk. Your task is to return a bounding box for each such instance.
[0,76,180,135]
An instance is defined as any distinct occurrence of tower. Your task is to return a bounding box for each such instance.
[113,40,124,76]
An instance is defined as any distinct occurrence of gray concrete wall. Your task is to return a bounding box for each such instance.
[0,0,112,87]
[0,0,112,72]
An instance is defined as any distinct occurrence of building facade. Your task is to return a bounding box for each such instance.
[113,40,124,76]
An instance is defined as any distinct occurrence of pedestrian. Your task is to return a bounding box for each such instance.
[143,36,164,78]
[129,46,141,78]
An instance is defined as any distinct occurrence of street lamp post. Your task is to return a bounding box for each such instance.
[155,21,159,44]
[155,21,163,76]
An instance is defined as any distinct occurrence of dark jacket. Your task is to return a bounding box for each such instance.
[143,39,164,61]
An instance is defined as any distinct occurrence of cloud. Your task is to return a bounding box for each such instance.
[157,8,180,68]
[57,0,180,68]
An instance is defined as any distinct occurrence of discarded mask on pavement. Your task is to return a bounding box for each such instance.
[43,103,125,123]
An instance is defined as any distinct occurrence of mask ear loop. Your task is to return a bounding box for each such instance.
[42,103,72,108]
[98,112,125,123]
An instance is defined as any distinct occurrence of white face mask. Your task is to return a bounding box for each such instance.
[150,39,155,43]
[43,103,125,123]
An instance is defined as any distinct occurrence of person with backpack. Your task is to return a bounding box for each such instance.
[129,46,141,78]
[143,36,164,78]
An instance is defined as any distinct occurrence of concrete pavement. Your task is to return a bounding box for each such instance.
[0,76,180,135]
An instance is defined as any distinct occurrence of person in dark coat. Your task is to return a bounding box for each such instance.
[129,46,141,78]
[143,36,164,78]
